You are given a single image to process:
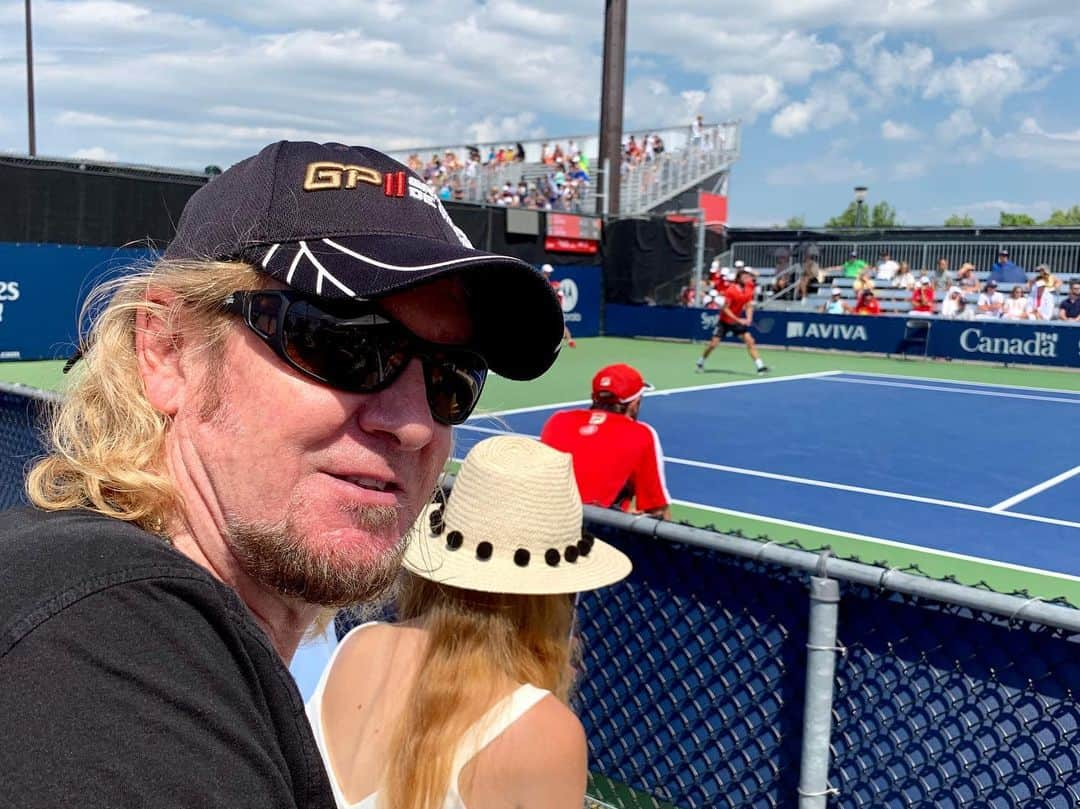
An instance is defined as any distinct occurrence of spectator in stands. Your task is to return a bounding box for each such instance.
[1028,278,1057,321]
[956,262,980,295]
[842,250,869,278]
[0,141,564,806]
[541,364,671,518]
[1058,279,1080,321]
[977,279,1005,317]
[652,134,665,156]
[932,257,952,290]
[1001,283,1030,319]
[797,252,824,300]
[691,114,704,147]
[853,268,876,297]
[911,276,935,313]
[1034,263,1063,293]
[307,435,629,809]
[821,287,846,314]
[876,250,898,281]
[891,260,916,290]
[769,251,794,300]
[989,249,1027,285]
[852,289,881,315]
[940,286,965,318]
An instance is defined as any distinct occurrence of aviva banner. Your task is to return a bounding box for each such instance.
[0,243,154,361]
[604,304,1080,369]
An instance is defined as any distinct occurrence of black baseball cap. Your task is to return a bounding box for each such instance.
[164,141,563,380]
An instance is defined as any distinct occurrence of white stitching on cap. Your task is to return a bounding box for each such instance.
[298,241,356,297]
[261,243,280,268]
[322,238,495,273]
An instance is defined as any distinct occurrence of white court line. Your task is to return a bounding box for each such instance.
[666,457,1080,530]
[669,499,1080,585]
[839,371,1080,396]
[467,370,844,420]
[991,465,1080,511]
[818,375,1080,405]
[454,424,1080,531]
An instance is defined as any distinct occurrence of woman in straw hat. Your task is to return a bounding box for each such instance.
[306,435,632,809]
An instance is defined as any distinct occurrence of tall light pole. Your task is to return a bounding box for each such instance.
[853,185,868,229]
[25,0,36,156]
[597,0,627,216]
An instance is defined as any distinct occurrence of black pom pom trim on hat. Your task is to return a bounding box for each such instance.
[429,508,445,536]
[577,533,595,557]
[545,548,561,567]
[514,548,531,567]
[476,541,493,561]
[564,545,579,563]
[446,530,464,550]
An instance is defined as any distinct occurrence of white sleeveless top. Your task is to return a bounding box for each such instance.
[306,622,552,809]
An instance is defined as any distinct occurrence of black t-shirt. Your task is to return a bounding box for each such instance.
[1060,296,1080,319]
[0,507,334,809]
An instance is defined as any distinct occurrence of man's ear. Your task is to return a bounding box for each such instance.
[135,290,188,417]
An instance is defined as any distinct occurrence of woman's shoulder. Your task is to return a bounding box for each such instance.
[468,693,587,808]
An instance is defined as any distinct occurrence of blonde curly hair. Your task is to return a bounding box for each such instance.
[26,258,265,532]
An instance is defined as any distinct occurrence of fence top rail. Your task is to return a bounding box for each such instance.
[581,505,1080,633]
[0,382,63,404]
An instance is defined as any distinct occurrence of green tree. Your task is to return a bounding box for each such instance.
[943,213,975,227]
[785,215,806,229]
[825,200,898,229]
[999,211,1037,227]
[825,202,859,229]
[1042,205,1080,226]
[870,201,898,227]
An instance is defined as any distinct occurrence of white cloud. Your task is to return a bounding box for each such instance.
[71,145,119,161]
[991,118,1080,170]
[891,159,926,180]
[935,109,978,142]
[770,83,855,137]
[923,53,1027,109]
[704,74,785,123]
[765,155,874,186]
[853,33,934,97]
[881,119,919,141]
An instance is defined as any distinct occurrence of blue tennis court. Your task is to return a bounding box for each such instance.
[459,371,1080,583]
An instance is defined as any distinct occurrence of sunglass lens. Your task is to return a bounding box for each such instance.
[281,299,410,391]
[423,354,487,425]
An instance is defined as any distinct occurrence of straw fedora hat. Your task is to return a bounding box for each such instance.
[403,435,632,595]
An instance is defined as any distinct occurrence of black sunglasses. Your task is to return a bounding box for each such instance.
[222,290,487,425]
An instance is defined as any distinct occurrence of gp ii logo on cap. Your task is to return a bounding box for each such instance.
[303,162,382,191]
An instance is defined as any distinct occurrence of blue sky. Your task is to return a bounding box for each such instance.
[1,0,1078,226]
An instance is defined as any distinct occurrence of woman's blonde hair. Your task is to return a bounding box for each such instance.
[381,572,577,809]
[26,258,265,532]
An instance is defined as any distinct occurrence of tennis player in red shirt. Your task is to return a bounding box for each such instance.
[696,268,769,374]
[540,363,671,519]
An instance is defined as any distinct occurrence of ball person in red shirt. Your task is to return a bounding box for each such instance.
[542,264,576,348]
[696,268,769,374]
[540,363,671,519]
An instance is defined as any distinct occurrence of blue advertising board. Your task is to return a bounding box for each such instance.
[0,242,153,361]
[540,263,601,339]
[605,304,1080,369]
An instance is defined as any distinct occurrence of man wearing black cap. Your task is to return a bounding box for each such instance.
[989,248,1027,285]
[0,142,564,807]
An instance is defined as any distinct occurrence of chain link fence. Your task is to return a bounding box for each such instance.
[3,384,1078,808]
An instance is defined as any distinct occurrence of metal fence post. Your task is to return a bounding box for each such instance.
[798,572,842,808]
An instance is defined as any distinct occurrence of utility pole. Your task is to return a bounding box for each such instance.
[597,0,626,216]
[25,0,37,156]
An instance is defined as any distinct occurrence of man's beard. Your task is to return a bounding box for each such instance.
[225,504,408,607]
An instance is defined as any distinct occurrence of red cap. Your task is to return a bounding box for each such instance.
[592,363,653,403]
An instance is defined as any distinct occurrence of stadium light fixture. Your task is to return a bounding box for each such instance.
[853,185,868,228]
